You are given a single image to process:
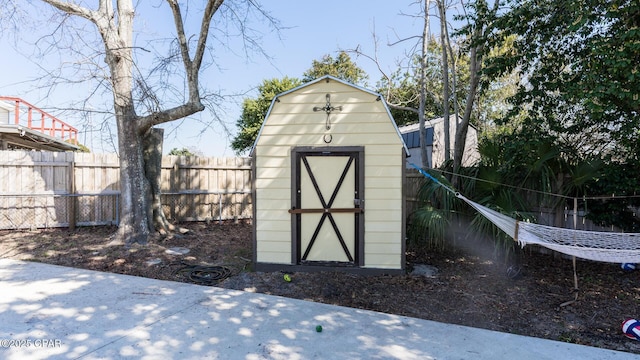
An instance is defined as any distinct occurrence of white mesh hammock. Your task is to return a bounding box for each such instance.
[457,194,640,264]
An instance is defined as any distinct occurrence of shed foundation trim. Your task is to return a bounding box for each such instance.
[254,262,405,275]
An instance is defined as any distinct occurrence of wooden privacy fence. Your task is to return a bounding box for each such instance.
[405,170,425,217]
[1,154,620,233]
[0,151,252,230]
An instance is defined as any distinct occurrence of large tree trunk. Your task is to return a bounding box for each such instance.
[451,50,477,189]
[143,127,174,235]
[438,0,450,165]
[453,46,479,173]
[105,0,150,245]
[452,0,500,188]
[114,107,151,245]
[418,0,432,169]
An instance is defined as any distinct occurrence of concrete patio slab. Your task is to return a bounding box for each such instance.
[0,258,637,360]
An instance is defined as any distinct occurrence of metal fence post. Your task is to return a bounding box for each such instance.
[68,160,76,230]
[115,193,120,225]
[218,193,223,224]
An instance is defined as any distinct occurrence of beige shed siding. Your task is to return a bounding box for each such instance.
[366,254,402,268]
[258,247,291,263]
[255,187,289,200]
[254,145,291,264]
[366,176,401,188]
[255,177,289,189]
[366,209,402,222]
[367,188,402,200]
[254,79,405,269]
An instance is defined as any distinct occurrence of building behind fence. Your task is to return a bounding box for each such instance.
[0,151,251,230]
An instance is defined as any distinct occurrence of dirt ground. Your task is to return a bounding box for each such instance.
[1,221,639,355]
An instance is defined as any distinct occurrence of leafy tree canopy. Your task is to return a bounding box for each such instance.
[66,139,90,153]
[302,51,368,85]
[231,77,302,154]
[168,147,195,156]
[486,0,640,159]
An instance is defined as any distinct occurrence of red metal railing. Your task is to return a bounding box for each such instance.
[0,96,78,145]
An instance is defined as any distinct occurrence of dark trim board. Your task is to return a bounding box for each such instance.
[251,153,258,267]
[254,262,405,276]
[401,148,407,271]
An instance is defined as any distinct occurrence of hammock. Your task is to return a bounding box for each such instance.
[457,194,640,264]
[411,164,640,264]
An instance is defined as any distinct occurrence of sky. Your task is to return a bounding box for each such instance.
[0,1,450,157]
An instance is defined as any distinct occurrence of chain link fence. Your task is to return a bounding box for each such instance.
[0,191,252,230]
[0,193,117,229]
[161,191,252,223]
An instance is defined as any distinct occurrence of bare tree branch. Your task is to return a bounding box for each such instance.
[387,35,423,46]
[39,0,95,20]
[193,0,225,73]
[388,104,421,114]
[137,0,221,133]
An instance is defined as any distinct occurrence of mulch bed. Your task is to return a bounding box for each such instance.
[1,221,639,354]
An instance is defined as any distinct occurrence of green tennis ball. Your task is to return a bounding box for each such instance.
[315,325,323,332]
[283,274,292,282]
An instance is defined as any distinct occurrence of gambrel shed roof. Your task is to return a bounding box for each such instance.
[251,75,409,156]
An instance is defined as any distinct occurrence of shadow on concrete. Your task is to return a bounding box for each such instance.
[0,259,635,360]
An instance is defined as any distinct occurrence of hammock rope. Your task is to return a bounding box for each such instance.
[410,163,640,264]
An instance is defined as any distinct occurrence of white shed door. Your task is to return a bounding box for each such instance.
[290,148,364,266]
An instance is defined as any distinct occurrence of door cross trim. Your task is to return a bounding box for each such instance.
[290,146,365,267]
[299,155,355,262]
[288,208,363,214]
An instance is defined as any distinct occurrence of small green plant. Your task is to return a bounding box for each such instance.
[558,331,578,344]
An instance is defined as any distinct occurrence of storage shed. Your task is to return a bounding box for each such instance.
[251,75,409,274]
